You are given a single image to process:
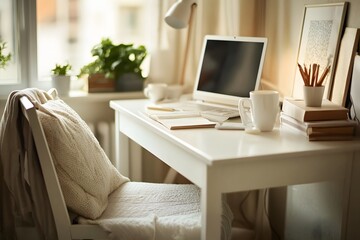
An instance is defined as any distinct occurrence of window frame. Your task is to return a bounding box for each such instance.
[0,0,51,97]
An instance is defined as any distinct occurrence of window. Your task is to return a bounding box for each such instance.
[0,0,158,96]
[36,0,157,85]
[1,0,24,95]
[0,0,18,85]
[0,0,39,96]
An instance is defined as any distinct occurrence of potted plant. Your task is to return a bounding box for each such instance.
[78,38,147,92]
[0,41,12,69]
[51,63,72,96]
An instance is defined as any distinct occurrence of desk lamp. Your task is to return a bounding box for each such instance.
[165,0,198,86]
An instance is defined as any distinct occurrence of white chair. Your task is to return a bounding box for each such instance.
[17,94,233,240]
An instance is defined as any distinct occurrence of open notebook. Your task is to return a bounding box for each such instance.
[161,35,268,120]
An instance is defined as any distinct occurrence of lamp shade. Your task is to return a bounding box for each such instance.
[164,0,197,29]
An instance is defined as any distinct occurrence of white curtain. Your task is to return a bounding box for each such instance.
[147,1,271,239]
[148,0,266,91]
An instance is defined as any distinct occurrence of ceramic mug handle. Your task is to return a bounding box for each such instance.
[238,98,253,128]
[238,99,261,134]
[143,87,150,97]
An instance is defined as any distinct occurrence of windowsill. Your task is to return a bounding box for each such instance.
[0,90,145,120]
[0,90,145,103]
[63,90,144,102]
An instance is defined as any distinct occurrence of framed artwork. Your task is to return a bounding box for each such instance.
[292,3,348,99]
[330,28,360,106]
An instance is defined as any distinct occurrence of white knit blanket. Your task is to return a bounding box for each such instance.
[79,182,233,240]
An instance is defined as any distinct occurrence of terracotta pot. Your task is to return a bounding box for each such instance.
[88,73,115,93]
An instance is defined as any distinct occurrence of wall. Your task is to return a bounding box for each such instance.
[264,1,360,239]
[263,0,360,97]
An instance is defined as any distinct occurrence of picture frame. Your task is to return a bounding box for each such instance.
[292,3,348,99]
[330,28,360,106]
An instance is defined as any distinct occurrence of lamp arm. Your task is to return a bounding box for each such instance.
[179,3,197,86]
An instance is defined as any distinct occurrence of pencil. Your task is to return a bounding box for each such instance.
[311,63,318,86]
[317,65,331,86]
[303,64,310,86]
[308,64,313,86]
[298,63,310,86]
[303,64,308,77]
[297,63,308,86]
[314,64,319,86]
[147,106,176,112]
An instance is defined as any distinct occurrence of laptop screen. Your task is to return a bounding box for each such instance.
[193,35,267,107]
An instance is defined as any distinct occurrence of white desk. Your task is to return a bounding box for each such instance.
[110,99,360,240]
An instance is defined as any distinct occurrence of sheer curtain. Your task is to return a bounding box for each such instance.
[148,1,271,239]
[148,0,266,89]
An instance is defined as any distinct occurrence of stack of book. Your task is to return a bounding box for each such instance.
[281,98,357,141]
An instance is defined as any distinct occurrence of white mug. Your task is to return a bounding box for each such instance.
[166,84,183,100]
[238,90,279,132]
[144,83,167,102]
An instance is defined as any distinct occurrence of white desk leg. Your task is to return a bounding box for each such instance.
[201,185,222,240]
[129,141,142,181]
[114,111,130,176]
[343,151,360,239]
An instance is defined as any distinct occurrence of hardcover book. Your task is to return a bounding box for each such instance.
[280,113,357,141]
[307,126,355,136]
[282,98,349,122]
[280,113,357,131]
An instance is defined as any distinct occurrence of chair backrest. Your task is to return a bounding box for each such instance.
[20,96,72,239]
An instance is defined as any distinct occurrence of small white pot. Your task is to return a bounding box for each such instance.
[303,85,325,107]
[51,75,71,96]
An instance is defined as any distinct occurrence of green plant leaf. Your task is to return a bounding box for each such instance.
[51,63,72,76]
[0,41,12,69]
[78,38,147,80]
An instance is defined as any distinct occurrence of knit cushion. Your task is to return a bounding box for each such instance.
[37,99,129,219]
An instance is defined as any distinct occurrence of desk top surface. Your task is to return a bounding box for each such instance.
[110,99,360,165]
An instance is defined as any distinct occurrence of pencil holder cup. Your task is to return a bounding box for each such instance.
[303,85,325,107]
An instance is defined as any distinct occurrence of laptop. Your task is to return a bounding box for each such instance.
[164,35,268,119]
